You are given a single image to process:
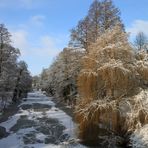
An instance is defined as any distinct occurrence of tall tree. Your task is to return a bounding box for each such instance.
[69,17,91,52]
[100,0,123,31]
[88,0,101,42]
[12,61,32,102]
[69,0,124,52]
[0,24,32,110]
[0,24,20,106]
[75,25,148,146]
[0,24,11,75]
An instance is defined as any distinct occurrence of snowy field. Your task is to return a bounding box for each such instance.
[0,91,86,148]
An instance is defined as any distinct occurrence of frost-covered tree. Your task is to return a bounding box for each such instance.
[0,24,11,75]
[0,24,32,109]
[134,31,148,51]
[40,68,49,90]
[12,61,32,102]
[0,24,20,107]
[32,76,41,90]
[40,47,84,105]
[75,25,148,147]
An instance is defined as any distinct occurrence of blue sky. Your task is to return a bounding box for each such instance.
[0,0,147,75]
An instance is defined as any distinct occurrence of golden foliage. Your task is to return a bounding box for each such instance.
[137,62,148,82]
[75,24,148,145]
[75,99,118,141]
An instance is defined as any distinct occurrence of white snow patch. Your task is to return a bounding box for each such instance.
[0,132,22,148]
[36,133,46,141]
[45,107,77,137]
[0,115,20,132]
[20,100,55,106]
[130,124,148,148]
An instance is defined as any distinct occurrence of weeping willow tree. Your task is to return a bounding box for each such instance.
[75,25,148,147]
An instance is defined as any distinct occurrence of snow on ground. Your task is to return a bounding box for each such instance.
[0,91,87,148]
[130,124,148,148]
[129,89,148,148]
[0,114,20,132]
[20,93,55,106]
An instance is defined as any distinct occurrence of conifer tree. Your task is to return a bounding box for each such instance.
[69,0,124,52]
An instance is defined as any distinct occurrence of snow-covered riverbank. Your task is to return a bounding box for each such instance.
[0,91,86,148]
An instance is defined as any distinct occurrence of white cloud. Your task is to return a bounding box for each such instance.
[10,13,65,58]
[127,20,148,38]
[30,15,45,26]
[11,29,62,57]
[32,35,62,57]
[11,30,29,55]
